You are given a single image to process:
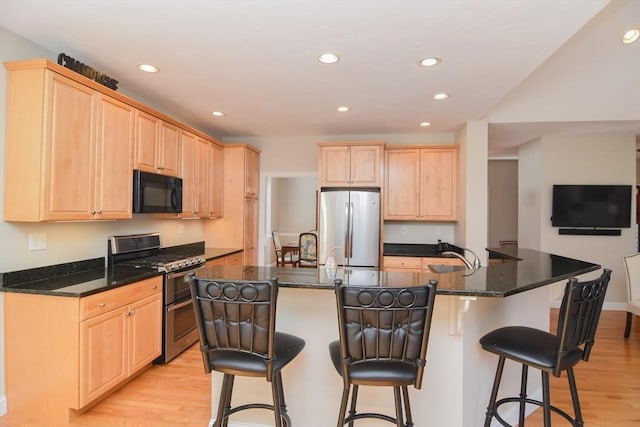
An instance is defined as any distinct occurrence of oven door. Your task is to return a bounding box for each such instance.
[162,296,199,363]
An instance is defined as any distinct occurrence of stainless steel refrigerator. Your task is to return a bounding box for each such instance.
[319,188,380,267]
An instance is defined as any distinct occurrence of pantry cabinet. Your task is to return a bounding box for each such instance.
[3,63,134,221]
[384,146,458,221]
[205,144,261,266]
[318,142,384,187]
[134,110,181,177]
[3,276,162,424]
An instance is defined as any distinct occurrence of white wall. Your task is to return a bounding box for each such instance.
[519,133,636,304]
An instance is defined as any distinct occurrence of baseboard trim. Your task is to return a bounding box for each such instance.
[209,420,271,427]
[0,395,7,416]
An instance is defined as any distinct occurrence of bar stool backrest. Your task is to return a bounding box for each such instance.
[554,269,611,376]
[334,279,437,389]
[191,278,278,378]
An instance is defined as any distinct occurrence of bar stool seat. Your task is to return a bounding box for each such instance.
[480,269,611,427]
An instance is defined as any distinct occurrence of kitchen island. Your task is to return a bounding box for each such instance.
[196,248,599,427]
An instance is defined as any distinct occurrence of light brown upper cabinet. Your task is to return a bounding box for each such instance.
[134,110,181,177]
[196,137,224,218]
[3,62,134,221]
[179,130,198,218]
[384,146,458,221]
[318,142,385,187]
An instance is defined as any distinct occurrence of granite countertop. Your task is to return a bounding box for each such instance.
[196,248,600,297]
[383,242,463,257]
[0,247,243,298]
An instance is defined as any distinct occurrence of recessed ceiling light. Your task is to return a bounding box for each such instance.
[318,53,340,64]
[212,111,225,117]
[433,93,449,100]
[137,63,159,73]
[419,57,441,67]
[622,29,639,44]
[337,106,350,112]
[419,122,431,127]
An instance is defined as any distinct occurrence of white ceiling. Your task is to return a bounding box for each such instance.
[0,0,638,155]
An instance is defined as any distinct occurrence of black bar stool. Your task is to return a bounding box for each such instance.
[480,269,611,427]
[190,277,305,427]
[328,279,438,426]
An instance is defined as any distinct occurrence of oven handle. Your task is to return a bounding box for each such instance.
[167,264,204,281]
[167,298,194,312]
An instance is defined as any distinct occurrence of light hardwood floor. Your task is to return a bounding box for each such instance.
[0,310,637,426]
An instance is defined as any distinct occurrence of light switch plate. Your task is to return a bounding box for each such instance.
[29,233,47,251]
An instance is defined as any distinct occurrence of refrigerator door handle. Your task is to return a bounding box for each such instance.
[344,202,350,259]
[347,202,354,259]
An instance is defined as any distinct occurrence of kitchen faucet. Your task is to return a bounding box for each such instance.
[441,248,482,271]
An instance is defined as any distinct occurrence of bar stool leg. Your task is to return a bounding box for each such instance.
[567,367,584,427]
[393,386,404,427]
[484,356,505,427]
[271,375,283,427]
[519,364,529,426]
[402,385,414,427]
[541,371,551,427]
[337,383,350,426]
[215,374,232,427]
[625,312,633,339]
[348,385,359,427]
[222,375,234,427]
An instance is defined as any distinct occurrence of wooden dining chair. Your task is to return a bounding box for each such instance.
[499,240,518,248]
[298,232,317,268]
[272,230,299,267]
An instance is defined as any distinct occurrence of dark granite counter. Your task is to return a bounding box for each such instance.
[197,248,600,297]
[383,242,463,257]
[0,246,243,297]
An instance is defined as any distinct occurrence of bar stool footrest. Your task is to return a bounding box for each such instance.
[493,396,577,426]
[225,403,291,427]
[344,412,401,426]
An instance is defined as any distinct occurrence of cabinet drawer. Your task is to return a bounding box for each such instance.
[80,276,162,320]
[383,256,422,270]
[422,257,464,268]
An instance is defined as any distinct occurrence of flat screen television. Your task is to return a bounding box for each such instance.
[551,184,632,228]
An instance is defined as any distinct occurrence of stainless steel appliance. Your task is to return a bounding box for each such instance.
[108,233,204,364]
[319,188,380,267]
[133,170,183,214]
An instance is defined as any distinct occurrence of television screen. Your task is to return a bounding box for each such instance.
[551,185,632,228]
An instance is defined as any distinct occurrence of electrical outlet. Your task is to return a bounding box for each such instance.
[28,233,47,251]
[401,226,408,235]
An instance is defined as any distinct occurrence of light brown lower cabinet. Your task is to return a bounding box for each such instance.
[3,276,162,424]
[206,251,244,267]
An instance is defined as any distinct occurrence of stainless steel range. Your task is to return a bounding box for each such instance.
[108,233,204,364]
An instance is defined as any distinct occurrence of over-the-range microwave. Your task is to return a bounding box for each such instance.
[133,169,183,214]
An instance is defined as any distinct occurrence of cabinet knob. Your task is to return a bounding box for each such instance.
[96,209,102,214]
[98,302,106,308]
[91,210,97,215]
[152,285,158,289]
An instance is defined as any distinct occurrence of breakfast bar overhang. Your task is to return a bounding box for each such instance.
[196,248,600,427]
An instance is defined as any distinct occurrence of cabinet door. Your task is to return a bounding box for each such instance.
[180,131,198,218]
[419,148,457,220]
[134,109,159,173]
[95,94,134,219]
[244,197,259,265]
[319,145,350,187]
[128,293,163,373]
[350,145,382,186]
[158,121,181,177]
[384,149,420,220]
[43,72,97,220]
[210,142,224,217]
[196,138,211,217]
[245,148,260,198]
[79,308,127,407]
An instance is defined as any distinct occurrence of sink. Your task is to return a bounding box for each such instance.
[428,264,467,274]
